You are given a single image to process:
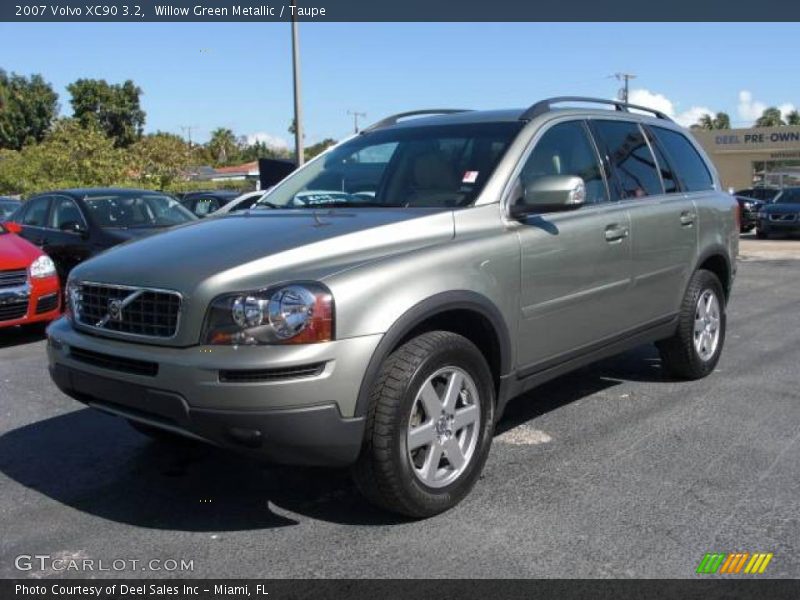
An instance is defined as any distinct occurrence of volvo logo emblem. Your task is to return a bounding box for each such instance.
[107,299,124,322]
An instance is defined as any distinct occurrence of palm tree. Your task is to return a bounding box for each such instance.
[787,110,800,126]
[207,127,238,164]
[693,112,731,130]
[712,112,731,129]
[694,113,715,130]
[755,107,785,128]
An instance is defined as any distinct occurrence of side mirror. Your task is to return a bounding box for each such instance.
[510,175,586,219]
[59,221,88,236]
[4,221,22,234]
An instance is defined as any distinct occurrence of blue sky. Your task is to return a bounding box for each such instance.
[1,22,799,147]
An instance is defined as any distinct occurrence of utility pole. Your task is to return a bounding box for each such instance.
[347,110,367,134]
[179,125,196,146]
[291,4,304,166]
[614,72,636,103]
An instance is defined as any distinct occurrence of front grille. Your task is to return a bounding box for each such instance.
[69,346,159,377]
[0,300,28,322]
[0,269,27,289]
[75,283,181,338]
[770,213,797,222]
[219,362,326,383]
[36,293,59,314]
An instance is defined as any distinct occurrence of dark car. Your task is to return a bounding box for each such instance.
[755,187,800,239]
[180,190,241,218]
[735,195,762,232]
[0,197,21,220]
[735,187,779,203]
[5,188,197,281]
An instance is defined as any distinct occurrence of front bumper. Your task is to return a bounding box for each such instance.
[0,276,61,328]
[758,216,800,233]
[46,318,382,466]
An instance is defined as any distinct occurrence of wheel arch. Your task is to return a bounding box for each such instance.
[353,291,512,418]
[694,245,733,300]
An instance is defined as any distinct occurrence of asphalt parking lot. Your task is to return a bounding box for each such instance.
[1,238,799,579]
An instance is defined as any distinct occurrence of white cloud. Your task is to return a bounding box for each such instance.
[627,88,713,128]
[245,132,289,149]
[738,90,796,123]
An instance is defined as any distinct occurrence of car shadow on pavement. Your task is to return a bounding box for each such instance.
[0,345,666,529]
[0,323,47,349]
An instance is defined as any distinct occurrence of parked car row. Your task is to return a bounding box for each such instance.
[0,188,199,330]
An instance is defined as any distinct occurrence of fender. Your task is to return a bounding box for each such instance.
[353,290,513,418]
[692,243,733,296]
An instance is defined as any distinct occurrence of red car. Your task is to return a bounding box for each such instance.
[0,221,61,328]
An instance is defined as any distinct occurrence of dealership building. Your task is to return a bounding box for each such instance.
[690,126,800,192]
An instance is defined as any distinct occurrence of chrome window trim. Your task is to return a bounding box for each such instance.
[72,280,184,341]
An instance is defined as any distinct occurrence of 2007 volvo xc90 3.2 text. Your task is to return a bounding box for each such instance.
[48,98,738,517]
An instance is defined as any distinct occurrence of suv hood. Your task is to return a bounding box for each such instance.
[72,208,455,294]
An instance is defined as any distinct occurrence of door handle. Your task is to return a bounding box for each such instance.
[680,211,696,226]
[604,223,629,242]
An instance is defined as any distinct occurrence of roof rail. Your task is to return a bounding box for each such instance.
[363,109,472,132]
[519,97,672,122]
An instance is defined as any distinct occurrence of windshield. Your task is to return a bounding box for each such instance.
[256,122,523,210]
[775,188,800,204]
[83,193,197,228]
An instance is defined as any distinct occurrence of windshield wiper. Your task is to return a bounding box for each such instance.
[295,201,403,209]
[253,200,279,209]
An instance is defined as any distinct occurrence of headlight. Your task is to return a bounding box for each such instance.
[202,283,333,345]
[29,255,56,279]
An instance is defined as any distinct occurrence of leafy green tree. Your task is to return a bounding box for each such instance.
[238,141,291,162]
[787,110,800,126]
[207,127,239,164]
[755,107,785,128]
[130,132,191,189]
[67,78,145,147]
[305,138,337,160]
[0,70,59,150]
[0,119,127,194]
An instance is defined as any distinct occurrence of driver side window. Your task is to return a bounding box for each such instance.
[49,196,87,231]
[521,121,608,204]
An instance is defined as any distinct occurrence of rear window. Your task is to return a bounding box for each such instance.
[591,120,663,199]
[651,127,714,192]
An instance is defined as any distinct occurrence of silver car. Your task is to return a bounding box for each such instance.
[47,98,738,517]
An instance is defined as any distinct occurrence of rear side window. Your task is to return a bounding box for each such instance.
[651,127,714,192]
[645,130,680,194]
[591,120,663,200]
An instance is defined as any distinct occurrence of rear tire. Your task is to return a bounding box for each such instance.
[353,331,495,518]
[657,269,726,380]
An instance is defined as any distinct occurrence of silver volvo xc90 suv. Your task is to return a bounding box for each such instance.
[47,98,738,517]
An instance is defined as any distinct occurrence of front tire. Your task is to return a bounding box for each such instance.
[353,331,495,518]
[657,269,726,380]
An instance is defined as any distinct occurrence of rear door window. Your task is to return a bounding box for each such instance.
[650,127,714,192]
[591,120,663,200]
